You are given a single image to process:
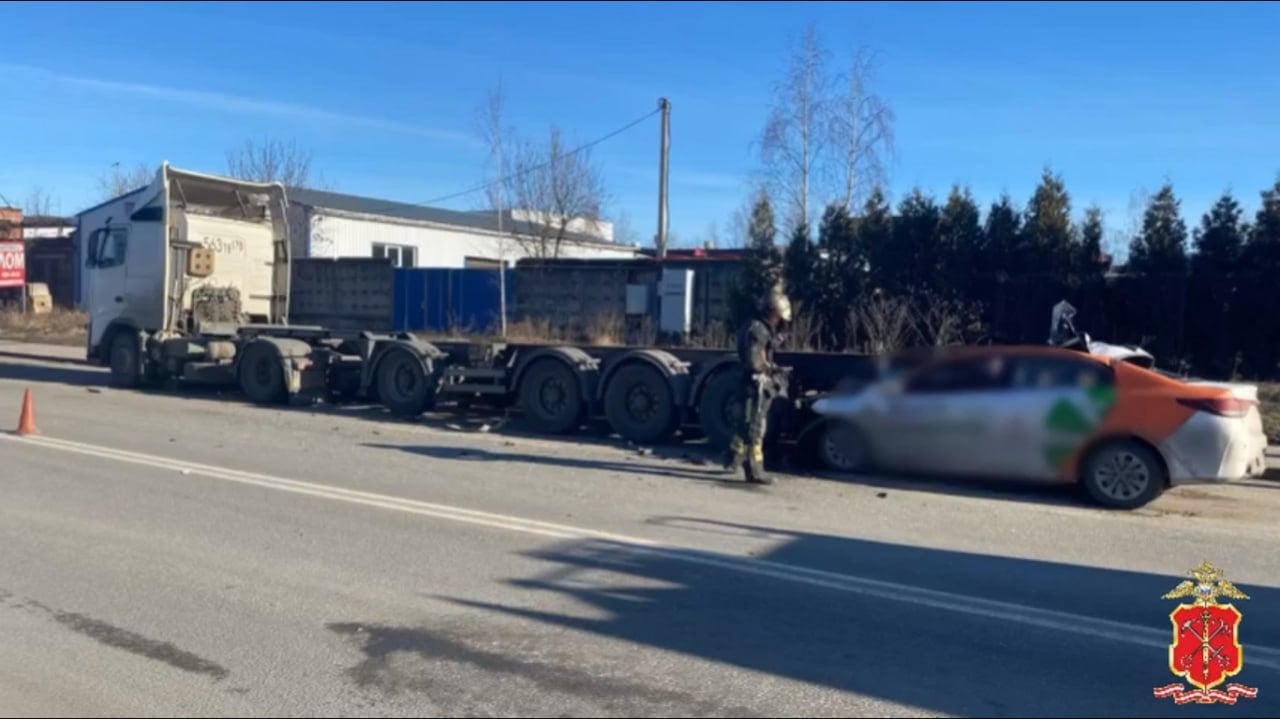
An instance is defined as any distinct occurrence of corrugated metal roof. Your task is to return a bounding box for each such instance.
[287,186,618,248]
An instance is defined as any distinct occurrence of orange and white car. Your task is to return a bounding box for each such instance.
[809,345,1268,509]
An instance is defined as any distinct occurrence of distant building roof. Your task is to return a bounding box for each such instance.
[22,215,75,228]
[637,247,746,261]
[286,186,621,248]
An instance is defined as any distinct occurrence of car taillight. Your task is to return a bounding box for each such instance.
[1177,397,1255,418]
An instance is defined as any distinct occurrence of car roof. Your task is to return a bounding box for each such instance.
[917,344,1113,365]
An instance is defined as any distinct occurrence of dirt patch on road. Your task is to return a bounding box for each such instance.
[1141,482,1280,523]
[0,309,87,347]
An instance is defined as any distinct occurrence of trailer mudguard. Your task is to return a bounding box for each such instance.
[597,349,692,406]
[360,338,447,416]
[362,338,444,395]
[509,346,599,399]
[234,336,313,402]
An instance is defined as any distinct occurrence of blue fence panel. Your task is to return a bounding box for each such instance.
[391,267,514,334]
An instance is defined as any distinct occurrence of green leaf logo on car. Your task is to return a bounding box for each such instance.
[1043,385,1118,470]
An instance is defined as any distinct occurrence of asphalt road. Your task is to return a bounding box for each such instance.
[3,343,1280,717]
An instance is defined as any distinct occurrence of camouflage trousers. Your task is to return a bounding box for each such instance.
[728,374,771,477]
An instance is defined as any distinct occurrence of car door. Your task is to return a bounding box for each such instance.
[988,355,1118,480]
[881,355,1012,475]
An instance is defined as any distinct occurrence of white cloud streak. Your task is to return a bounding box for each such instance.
[0,62,477,146]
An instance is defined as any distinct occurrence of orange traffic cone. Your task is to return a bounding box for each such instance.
[16,387,37,436]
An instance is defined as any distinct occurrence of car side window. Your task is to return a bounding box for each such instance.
[904,356,1009,394]
[1010,356,1113,390]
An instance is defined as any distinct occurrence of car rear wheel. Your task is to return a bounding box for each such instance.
[1080,440,1164,509]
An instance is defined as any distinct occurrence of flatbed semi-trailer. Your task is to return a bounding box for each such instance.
[99,319,879,452]
[80,163,881,460]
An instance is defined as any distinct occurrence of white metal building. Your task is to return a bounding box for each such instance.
[285,187,642,269]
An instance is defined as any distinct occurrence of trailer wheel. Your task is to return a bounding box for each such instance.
[376,349,436,417]
[518,358,583,434]
[605,363,678,445]
[238,341,287,405]
[698,369,745,451]
[107,331,142,389]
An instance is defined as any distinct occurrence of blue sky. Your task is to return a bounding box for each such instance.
[2,1,1278,257]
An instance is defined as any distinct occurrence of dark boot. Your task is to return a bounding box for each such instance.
[743,456,774,485]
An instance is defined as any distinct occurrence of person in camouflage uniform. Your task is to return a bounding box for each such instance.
[723,284,792,484]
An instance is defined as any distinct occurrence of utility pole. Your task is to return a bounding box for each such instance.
[656,97,670,259]
[496,146,508,338]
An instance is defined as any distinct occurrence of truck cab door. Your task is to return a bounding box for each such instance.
[85,223,131,354]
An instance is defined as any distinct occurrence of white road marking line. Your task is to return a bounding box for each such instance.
[8,431,1280,673]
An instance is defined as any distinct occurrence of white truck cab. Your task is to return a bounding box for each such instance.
[79,163,290,382]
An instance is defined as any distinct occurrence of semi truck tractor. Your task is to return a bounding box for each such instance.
[79,163,876,456]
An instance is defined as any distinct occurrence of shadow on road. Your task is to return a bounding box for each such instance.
[0,360,107,388]
[0,349,91,366]
[433,521,1280,718]
[363,442,762,489]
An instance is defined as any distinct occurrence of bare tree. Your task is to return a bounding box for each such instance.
[225,137,325,189]
[612,210,641,246]
[96,162,154,200]
[830,45,896,211]
[507,126,609,259]
[703,221,721,249]
[23,187,57,217]
[758,23,833,232]
[474,82,610,261]
[913,295,982,347]
[476,77,515,218]
[781,300,825,351]
[856,292,916,354]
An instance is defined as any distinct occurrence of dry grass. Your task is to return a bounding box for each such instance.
[0,308,87,346]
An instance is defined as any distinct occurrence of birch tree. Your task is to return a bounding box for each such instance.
[758,23,833,232]
[830,45,895,211]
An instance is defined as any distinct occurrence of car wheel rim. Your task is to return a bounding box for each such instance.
[1095,451,1150,500]
[823,427,863,471]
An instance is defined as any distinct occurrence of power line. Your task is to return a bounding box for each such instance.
[357,106,661,217]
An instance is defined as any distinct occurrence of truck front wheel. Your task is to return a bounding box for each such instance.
[108,331,143,389]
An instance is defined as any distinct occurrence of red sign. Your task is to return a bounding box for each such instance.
[0,242,24,289]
